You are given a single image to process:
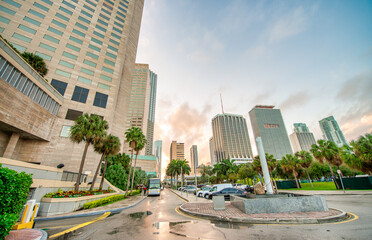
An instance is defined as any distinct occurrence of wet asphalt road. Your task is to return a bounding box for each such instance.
[37,189,372,240]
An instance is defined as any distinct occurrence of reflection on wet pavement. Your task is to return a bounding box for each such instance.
[129,211,153,218]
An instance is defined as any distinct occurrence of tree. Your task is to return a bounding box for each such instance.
[296,150,314,188]
[281,154,302,189]
[238,163,256,185]
[106,153,130,170]
[131,138,147,195]
[200,165,213,183]
[311,140,341,189]
[265,153,278,193]
[91,134,121,191]
[166,160,178,188]
[21,52,48,76]
[70,114,108,192]
[341,133,372,174]
[105,163,128,190]
[252,156,263,183]
[124,127,143,196]
[179,159,191,185]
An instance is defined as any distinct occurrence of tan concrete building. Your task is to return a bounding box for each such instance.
[0,0,144,173]
[170,140,184,161]
[189,145,198,174]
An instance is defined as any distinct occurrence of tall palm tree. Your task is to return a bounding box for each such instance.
[265,153,278,193]
[98,135,121,190]
[200,165,213,183]
[310,140,340,189]
[341,134,372,174]
[124,127,143,196]
[130,138,147,195]
[296,150,314,188]
[21,52,48,76]
[281,154,302,189]
[70,114,108,192]
[166,160,177,188]
[180,159,191,185]
[253,156,263,183]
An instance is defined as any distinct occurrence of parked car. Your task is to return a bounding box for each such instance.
[208,188,247,200]
[196,187,212,197]
[204,183,233,199]
[183,185,197,193]
[178,187,185,191]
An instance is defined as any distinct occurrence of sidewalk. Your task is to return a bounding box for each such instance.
[169,189,347,224]
[35,194,147,221]
[278,190,372,195]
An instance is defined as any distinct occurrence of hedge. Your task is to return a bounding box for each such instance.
[83,194,125,209]
[0,164,33,239]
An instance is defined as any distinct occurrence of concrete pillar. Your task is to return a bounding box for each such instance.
[3,133,20,158]
[256,137,274,194]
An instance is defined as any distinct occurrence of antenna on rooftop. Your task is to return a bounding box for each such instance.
[220,93,224,114]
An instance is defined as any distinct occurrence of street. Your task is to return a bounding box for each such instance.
[35,189,372,239]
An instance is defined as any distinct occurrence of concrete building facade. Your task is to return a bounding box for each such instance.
[211,113,253,164]
[319,116,348,147]
[209,137,217,165]
[170,140,184,161]
[0,0,145,173]
[190,145,198,174]
[289,123,316,153]
[249,105,293,160]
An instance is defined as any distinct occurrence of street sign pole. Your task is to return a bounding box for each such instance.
[337,169,345,193]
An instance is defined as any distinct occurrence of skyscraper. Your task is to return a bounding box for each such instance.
[170,141,184,161]
[319,116,348,147]
[249,105,293,159]
[209,137,217,165]
[190,145,198,174]
[153,140,162,178]
[211,113,253,164]
[125,63,157,156]
[0,0,144,172]
[289,123,316,153]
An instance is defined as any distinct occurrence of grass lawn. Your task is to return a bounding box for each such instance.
[287,182,338,190]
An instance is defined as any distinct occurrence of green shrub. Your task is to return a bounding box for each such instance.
[0,164,33,239]
[131,190,141,196]
[83,194,125,209]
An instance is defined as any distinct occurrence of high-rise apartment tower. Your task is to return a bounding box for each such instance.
[170,141,184,161]
[289,123,316,153]
[0,0,144,172]
[249,105,293,159]
[211,113,253,164]
[190,145,198,174]
[153,140,162,177]
[319,116,348,147]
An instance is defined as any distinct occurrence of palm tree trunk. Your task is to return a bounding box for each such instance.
[273,178,278,193]
[305,168,314,188]
[176,173,178,188]
[171,174,173,188]
[125,150,134,196]
[327,162,340,189]
[90,154,104,191]
[130,152,139,195]
[75,142,89,192]
[293,170,300,189]
[99,154,109,190]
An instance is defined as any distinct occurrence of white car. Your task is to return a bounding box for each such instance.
[196,187,212,198]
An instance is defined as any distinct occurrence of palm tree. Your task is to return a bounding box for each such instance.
[341,134,372,174]
[21,52,48,76]
[266,153,278,193]
[70,114,108,192]
[200,165,213,183]
[281,154,302,189]
[98,135,121,190]
[253,156,263,183]
[180,159,191,185]
[296,150,314,188]
[166,160,178,188]
[124,127,143,196]
[130,138,147,195]
[310,140,341,189]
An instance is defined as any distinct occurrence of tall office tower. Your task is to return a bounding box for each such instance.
[0,0,144,172]
[153,140,162,177]
[249,105,293,159]
[190,145,198,174]
[319,116,348,147]
[211,113,253,164]
[169,140,184,161]
[125,63,157,155]
[145,70,157,155]
[209,137,217,165]
[289,123,316,153]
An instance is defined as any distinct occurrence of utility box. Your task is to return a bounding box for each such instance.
[213,196,225,210]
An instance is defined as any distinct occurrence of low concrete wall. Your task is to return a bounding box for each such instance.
[39,192,120,216]
[231,195,328,214]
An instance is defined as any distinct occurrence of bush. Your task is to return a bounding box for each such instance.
[43,189,114,198]
[83,194,125,209]
[0,164,33,239]
[131,190,141,196]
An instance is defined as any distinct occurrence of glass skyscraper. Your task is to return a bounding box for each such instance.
[319,116,348,147]
[211,113,253,164]
[289,123,316,153]
[249,105,293,160]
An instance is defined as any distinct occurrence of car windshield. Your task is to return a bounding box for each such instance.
[210,187,217,192]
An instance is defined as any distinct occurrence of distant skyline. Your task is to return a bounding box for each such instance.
[136,0,372,171]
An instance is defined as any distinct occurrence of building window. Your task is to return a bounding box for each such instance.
[93,92,108,108]
[72,86,89,103]
[65,109,83,121]
[51,79,68,95]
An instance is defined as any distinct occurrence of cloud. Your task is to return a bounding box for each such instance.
[336,71,372,141]
[268,6,308,43]
[279,91,310,110]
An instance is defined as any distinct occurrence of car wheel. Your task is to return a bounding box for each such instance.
[198,193,202,197]
[205,194,209,199]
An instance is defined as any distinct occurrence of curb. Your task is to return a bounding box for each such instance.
[179,204,348,224]
[168,188,189,202]
[39,229,48,240]
[279,191,372,196]
[34,196,147,222]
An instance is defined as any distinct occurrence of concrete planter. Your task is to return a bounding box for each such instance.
[39,192,120,216]
[231,195,328,214]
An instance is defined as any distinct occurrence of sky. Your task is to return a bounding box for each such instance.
[135,0,372,176]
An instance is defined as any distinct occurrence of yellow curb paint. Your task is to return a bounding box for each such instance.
[175,206,205,221]
[49,212,110,239]
[328,212,358,225]
[169,189,188,202]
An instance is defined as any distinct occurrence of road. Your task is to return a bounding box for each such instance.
[35,189,372,239]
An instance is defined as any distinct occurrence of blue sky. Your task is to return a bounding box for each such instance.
[136,0,372,168]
